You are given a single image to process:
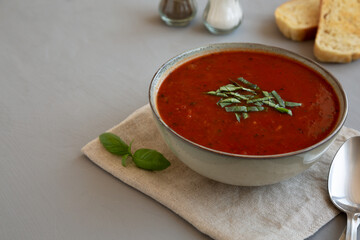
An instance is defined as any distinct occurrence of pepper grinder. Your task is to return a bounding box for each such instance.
[159,0,197,27]
[203,0,243,34]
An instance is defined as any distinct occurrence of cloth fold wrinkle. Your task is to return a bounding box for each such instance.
[82,104,359,240]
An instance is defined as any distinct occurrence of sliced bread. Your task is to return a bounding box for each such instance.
[275,0,320,41]
[314,0,360,63]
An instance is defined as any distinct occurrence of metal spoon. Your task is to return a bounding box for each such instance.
[339,217,359,240]
[328,136,360,240]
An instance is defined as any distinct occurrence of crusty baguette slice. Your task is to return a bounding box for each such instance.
[314,0,360,63]
[275,0,320,41]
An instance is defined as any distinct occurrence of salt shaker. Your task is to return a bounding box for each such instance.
[203,0,243,34]
[159,0,197,27]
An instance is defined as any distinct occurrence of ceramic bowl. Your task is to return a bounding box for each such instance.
[149,43,347,186]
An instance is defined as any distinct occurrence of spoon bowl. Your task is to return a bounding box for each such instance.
[328,136,360,240]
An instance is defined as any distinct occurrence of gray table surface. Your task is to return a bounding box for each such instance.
[1,0,360,239]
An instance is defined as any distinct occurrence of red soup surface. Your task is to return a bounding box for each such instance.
[156,51,340,155]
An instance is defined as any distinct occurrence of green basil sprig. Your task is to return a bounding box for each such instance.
[99,133,170,171]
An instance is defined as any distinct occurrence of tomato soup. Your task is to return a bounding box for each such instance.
[156,51,340,155]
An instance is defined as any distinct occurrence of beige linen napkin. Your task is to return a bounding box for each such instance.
[82,104,359,240]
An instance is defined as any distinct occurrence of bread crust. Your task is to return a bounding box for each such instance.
[314,0,360,63]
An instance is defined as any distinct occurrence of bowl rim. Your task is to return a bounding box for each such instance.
[148,42,348,159]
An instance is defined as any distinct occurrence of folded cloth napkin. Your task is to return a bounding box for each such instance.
[82,104,360,240]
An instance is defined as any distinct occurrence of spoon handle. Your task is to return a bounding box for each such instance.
[345,213,358,240]
[339,216,359,240]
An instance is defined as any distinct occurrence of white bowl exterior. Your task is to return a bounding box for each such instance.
[149,43,347,186]
[153,111,338,186]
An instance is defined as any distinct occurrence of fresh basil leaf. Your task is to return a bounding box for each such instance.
[133,149,171,171]
[99,133,130,156]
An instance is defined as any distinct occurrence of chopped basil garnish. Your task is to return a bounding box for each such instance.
[271,90,285,107]
[219,84,242,92]
[237,77,260,90]
[220,98,242,104]
[285,101,302,107]
[206,77,302,121]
